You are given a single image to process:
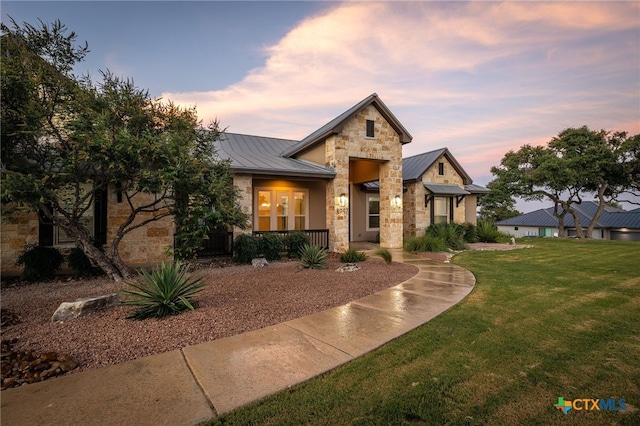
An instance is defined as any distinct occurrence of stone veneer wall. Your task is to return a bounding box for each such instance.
[106,189,173,267]
[408,155,468,237]
[1,206,40,275]
[325,104,404,251]
[1,187,174,276]
[232,174,253,238]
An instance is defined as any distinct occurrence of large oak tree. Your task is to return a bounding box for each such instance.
[1,19,248,280]
[490,126,638,238]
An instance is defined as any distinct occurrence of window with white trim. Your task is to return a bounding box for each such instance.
[433,197,449,224]
[255,188,309,231]
[367,194,380,230]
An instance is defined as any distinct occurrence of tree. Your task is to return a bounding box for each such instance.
[1,19,248,281]
[477,180,521,222]
[490,126,639,238]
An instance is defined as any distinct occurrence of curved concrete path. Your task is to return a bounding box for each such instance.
[1,250,475,425]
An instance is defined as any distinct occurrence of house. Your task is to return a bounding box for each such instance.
[1,93,487,275]
[218,93,487,252]
[496,202,640,240]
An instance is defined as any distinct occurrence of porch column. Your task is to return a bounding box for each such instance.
[325,136,349,252]
[233,174,253,238]
[379,159,403,249]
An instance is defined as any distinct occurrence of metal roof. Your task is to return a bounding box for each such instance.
[402,148,473,184]
[496,201,640,229]
[465,183,490,194]
[496,209,559,227]
[214,133,336,179]
[281,93,413,158]
[423,183,470,196]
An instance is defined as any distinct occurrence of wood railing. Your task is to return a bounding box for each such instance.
[193,229,330,257]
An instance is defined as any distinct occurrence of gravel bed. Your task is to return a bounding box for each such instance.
[1,257,417,378]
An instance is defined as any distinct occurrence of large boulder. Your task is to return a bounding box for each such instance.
[51,293,121,322]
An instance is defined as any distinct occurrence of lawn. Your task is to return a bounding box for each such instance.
[205,239,640,425]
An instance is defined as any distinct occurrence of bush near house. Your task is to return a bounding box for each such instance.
[259,233,285,261]
[233,234,260,264]
[476,220,510,243]
[340,248,367,263]
[15,245,64,282]
[373,248,393,264]
[284,231,311,259]
[426,223,467,250]
[67,245,104,277]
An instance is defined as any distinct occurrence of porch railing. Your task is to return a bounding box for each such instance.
[252,229,330,250]
[196,231,234,256]
[193,229,330,258]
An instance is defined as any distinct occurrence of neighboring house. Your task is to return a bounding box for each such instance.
[1,93,487,275]
[496,202,640,241]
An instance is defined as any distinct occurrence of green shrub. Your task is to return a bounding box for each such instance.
[284,231,311,258]
[259,232,285,261]
[121,261,209,320]
[340,248,367,263]
[299,244,328,269]
[373,248,393,264]
[16,245,64,282]
[460,222,478,243]
[476,221,505,243]
[67,245,104,277]
[426,223,466,250]
[404,235,448,253]
[233,234,259,264]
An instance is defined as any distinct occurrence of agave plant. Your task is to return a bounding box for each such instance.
[299,244,328,269]
[121,261,209,320]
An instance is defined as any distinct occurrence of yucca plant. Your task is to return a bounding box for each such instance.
[373,248,393,264]
[299,244,328,269]
[121,261,209,320]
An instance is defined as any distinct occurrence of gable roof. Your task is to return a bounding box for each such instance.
[281,93,413,158]
[496,201,640,229]
[402,148,473,184]
[214,133,335,178]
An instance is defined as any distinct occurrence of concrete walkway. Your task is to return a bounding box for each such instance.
[1,250,476,425]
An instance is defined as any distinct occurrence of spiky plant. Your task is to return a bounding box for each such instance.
[299,244,328,269]
[121,261,209,320]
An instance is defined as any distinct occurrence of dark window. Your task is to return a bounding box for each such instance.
[438,162,445,175]
[366,120,375,137]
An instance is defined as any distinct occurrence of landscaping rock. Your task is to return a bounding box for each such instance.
[51,293,121,323]
[1,339,78,390]
[251,258,269,268]
[336,263,361,273]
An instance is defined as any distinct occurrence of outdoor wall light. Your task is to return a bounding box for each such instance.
[393,194,402,207]
[339,193,347,207]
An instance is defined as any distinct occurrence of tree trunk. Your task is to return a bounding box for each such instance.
[568,208,585,238]
[586,183,608,238]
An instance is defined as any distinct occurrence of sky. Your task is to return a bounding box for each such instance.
[3,1,640,212]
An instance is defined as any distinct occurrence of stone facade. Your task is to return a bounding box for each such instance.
[324,105,404,251]
[404,154,472,238]
[232,174,253,238]
[1,206,40,275]
[1,186,173,276]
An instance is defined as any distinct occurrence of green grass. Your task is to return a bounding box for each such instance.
[205,239,640,425]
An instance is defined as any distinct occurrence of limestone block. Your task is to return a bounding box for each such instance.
[251,258,269,268]
[52,293,121,322]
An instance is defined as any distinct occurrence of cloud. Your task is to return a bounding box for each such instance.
[164,1,639,179]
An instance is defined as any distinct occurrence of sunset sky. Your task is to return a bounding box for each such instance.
[3,1,639,211]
